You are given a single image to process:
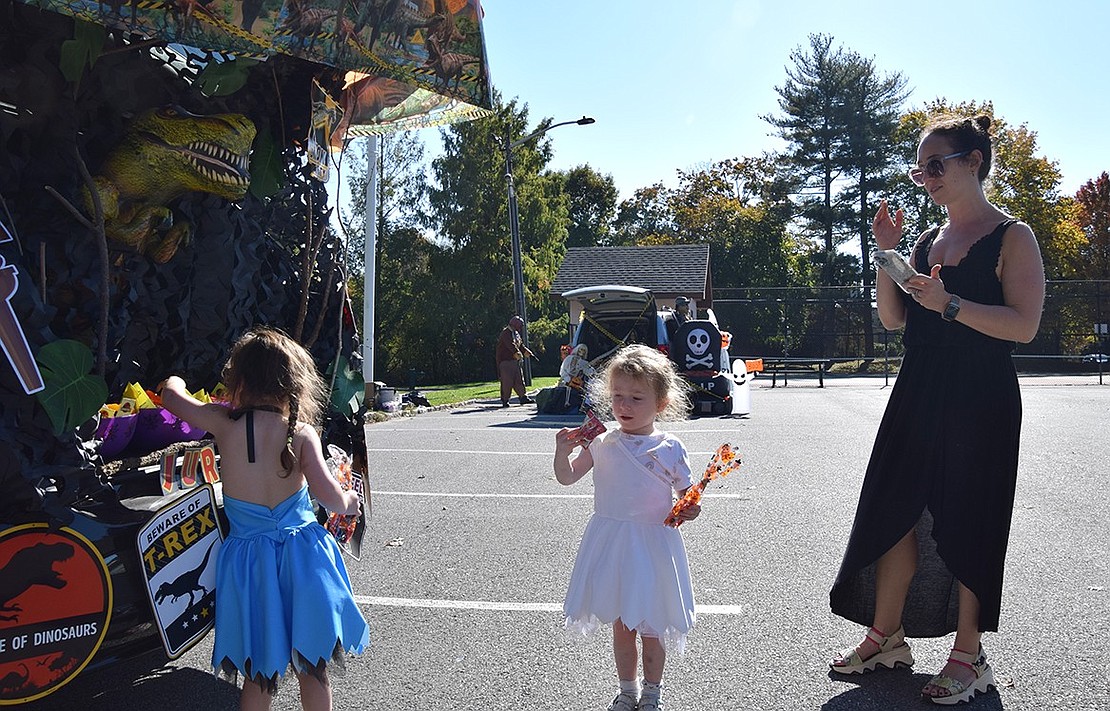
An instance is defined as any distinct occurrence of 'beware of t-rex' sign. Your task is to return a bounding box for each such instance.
[137,484,223,659]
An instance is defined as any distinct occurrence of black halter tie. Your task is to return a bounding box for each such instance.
[228,406,284,464]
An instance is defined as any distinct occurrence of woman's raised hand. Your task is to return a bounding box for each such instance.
[872,200,904,251]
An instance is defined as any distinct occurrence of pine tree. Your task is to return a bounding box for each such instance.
[765,33,907,296]
[764,34,858,286]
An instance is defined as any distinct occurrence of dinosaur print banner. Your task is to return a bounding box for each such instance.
[331,70,491,140]
[137,485,223,659]
[20,0,492,137]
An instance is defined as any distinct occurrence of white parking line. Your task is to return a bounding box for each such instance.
[376,490,590,498]
[355,596,747,615]
[367,448,726,457]
[368,427,746,434]
[373,490,752,499]
[366,448,554,456]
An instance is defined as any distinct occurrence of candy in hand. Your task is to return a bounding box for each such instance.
[567,409,606,443]
[665,443,742,527]
[324,445,364,544]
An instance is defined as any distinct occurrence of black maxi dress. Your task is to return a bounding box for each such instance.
[830,219,1022,636]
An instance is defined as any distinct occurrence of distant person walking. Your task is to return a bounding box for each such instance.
[828,114,1045,706]
[496,315,533,407]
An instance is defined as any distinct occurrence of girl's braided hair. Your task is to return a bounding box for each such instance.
[221,327,326,476]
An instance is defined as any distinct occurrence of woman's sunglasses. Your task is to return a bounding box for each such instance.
[907,150,971,186]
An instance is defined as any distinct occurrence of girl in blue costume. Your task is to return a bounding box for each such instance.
[161,327,368,711]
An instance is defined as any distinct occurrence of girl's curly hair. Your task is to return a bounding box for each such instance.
[587,344,690,422]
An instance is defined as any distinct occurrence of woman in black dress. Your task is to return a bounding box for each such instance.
[828,114,1045,705]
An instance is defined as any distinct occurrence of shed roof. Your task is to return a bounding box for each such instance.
[550,244,711,301]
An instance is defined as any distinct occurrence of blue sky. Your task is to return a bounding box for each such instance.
[475,0,1108,202]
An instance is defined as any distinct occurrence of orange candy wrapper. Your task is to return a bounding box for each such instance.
[665,443,742,527]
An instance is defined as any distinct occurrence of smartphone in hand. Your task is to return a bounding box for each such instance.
[873,250,919,293]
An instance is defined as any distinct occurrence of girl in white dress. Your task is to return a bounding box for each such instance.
[554,344,700,711]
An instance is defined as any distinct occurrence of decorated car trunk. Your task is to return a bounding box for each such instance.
[0,0,492,700]
[557,286,750,418]
[670,319,741,416]
[563,286,668,362]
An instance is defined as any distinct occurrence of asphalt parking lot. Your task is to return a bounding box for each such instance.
[25,374,1110,710]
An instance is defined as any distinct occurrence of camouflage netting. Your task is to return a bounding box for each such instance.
[0,3,361,521]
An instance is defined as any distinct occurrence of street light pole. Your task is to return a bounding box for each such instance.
[504,115,594,386]
[504,142,525,376]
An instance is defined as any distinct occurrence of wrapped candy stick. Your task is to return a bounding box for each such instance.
[567,409,606,444]
[665,443,742,527]
[323,445,366,558]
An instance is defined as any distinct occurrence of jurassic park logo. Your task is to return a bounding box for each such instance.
[0,524,111,705]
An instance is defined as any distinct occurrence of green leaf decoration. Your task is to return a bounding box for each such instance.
[58,21,107,84]
[195,58,259,98]
[34,340,109,436]
[328,356,365,416]
[248,125,283,199]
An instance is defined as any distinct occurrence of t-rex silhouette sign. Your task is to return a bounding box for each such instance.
[154,542,215,608]
[0,542,74,622]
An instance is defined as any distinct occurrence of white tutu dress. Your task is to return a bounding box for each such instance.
[563,427,696,652]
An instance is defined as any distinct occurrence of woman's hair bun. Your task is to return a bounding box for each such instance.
[973,114,992,133]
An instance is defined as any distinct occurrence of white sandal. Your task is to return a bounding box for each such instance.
[924,645,995,705]
[829,625,914,674]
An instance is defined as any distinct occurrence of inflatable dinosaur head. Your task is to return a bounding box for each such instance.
[104,105,256,202]
[85,106,257,262]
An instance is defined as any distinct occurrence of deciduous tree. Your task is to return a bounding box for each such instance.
[1073,172,1110,279]
[562,165,617,248]
[612,183,676,245]
[341,132,433,380]
[426,95,571,380]
[988,113,1083,280]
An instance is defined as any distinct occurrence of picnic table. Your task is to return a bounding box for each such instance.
[755,358,832,388]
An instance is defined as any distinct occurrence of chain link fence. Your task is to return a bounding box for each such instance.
[712,281,1110,375]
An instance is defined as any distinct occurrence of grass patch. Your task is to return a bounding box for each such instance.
[418,377,561,407]
[827,358,903,375]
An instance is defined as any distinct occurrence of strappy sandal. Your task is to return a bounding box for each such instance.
[605,691,639,711]
[829,625,914,674]
[923,644,995,705]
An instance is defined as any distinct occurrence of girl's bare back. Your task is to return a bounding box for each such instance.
[160,381,356,516]
[211,408,308,508]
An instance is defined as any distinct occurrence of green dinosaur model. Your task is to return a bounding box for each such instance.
[84,106,256,263]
